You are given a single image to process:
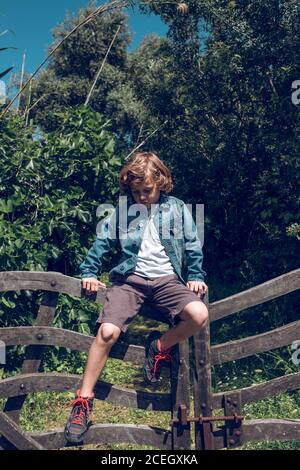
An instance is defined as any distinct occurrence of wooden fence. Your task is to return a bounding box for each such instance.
[0,269,299,450]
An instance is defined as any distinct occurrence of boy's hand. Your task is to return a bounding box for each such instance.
[82,277,106,295]
[186,280,208,298]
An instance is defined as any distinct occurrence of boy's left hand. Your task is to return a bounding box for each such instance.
[186,280,208,298]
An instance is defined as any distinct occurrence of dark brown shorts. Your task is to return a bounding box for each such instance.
[96,273,204,334]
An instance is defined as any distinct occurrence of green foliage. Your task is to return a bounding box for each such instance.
[287,223,300,240]
[240,391,300,450]
[0,106,121,333]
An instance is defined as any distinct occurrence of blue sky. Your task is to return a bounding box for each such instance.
[0,1,167,92]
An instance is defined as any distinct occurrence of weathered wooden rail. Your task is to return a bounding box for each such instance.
[0,269,299,450]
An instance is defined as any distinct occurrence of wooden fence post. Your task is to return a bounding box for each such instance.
[193,293,214,450]
[171,339,191,449]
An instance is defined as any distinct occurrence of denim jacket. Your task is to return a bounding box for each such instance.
[79,193,206,285]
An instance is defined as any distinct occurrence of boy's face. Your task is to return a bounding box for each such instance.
[130,180,160,209]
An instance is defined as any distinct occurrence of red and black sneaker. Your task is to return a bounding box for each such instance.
[143,331,173,384]
[64,389,94,443]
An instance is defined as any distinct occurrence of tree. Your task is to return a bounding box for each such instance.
[28,1,142,148]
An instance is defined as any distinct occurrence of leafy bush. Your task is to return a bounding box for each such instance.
[0,106,121,337]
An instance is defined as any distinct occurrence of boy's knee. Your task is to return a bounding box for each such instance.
[181,302,208,329]
[196,303,208,328]
[97,323,121,345]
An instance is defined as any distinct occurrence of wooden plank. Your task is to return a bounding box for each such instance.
[209,269,300,322]
[171,340,191,450]
[3,291,58,422]
[0,411,45,450]
[0,413,298,450]
[213,372,300,408]
[242,418,300,444]
[0,326,93,350]
[0,271,105,304]
[211,318,300,364]
[0,372,172,411]
[3,269,298,323]
[0,327,145,364]
[24,418,294,451]
[0,424,172,450]
[186,419,300,450]
[193,294,214,450]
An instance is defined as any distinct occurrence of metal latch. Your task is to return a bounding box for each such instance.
[170,404,244,449]
[170,404,243,427]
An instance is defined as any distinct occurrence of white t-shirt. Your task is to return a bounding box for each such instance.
[133,208,175,279]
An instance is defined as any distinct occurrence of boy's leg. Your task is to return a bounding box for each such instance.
[65,275,148,441]
[79,322,121,397]
[159,300,208,351]
[64,323,121,443]
[79,274,147,396]
[144,274,209,383]
[150,274,208,351]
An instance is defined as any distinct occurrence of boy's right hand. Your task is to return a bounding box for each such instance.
[82,277,106,295]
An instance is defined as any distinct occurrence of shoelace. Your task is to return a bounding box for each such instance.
[152,350,172,376]
[66,397,91,425]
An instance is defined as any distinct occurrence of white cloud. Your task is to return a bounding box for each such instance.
[0,80,6,94]
[0,80,6,104]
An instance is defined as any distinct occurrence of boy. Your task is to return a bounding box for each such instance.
[64,152,208,443]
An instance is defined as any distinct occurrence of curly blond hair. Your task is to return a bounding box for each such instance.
[120,152,174,194]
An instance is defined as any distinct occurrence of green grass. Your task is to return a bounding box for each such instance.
[239,392,300,450]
